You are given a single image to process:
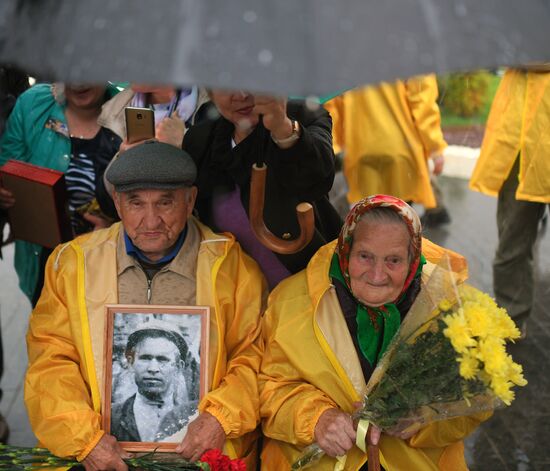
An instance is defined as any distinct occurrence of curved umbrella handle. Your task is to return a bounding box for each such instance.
[249,163,315,255]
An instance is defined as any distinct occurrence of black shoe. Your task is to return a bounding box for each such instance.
[0,413,9,444]
[421,208,451,227]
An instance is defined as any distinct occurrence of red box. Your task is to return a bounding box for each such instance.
[0,160,72,248]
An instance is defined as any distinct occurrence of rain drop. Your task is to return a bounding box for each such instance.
[454,3,467,17]
[93,18,107,30]
[207,107,221,120]
[305,96,321,111]
[258,49,273,65]
[243,10,258,23]
[206,22,220,38]
[63,44,75,55]
[339,18,353,32]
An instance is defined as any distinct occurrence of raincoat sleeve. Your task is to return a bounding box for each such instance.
[322,96,345,155]
[269,101,336,201]
[408,411,492,448]
[405,74,447,158]
[199,245,266,438]
[259,294,338,446]
[24,244,104,460]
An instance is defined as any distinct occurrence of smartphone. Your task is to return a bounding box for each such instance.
[124,107,155,143]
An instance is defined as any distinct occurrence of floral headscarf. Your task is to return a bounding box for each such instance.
[329,194,425,365]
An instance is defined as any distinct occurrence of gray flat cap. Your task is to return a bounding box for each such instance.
[106,141,197,192]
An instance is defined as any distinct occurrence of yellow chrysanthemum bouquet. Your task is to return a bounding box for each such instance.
[357,262,526,434]
[293,259,527,470]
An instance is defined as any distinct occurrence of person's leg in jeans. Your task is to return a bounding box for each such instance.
[493,158,545,332]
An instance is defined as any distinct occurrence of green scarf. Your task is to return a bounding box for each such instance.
[329,253,426,366]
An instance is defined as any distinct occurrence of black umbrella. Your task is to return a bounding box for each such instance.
[1,0,550,96]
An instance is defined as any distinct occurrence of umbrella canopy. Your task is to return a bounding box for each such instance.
[1,0,550,97]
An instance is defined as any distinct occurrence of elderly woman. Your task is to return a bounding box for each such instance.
[259,194,486,470]
[183,91,342,289]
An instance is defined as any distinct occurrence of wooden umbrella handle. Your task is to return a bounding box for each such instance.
[249,163,315,255]
[367,426,381,471]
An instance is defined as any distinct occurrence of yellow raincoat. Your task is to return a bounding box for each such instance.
[325,75,447,207]
[260,239,486,471]
[24,219,265,467]
[469,68,550,203]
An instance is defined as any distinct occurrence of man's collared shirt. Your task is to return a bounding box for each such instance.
[117,219,200,305]
[133,392,174,442]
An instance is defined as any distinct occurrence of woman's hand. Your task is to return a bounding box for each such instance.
[118,137,158,154]
[253,95,294,142]
[314,408,356,457]
[175,412,226,462]
[0,187,15,210]
[156,112,186,148]
[82,212,112,231]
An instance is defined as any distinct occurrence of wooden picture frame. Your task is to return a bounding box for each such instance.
[102,304,210,452]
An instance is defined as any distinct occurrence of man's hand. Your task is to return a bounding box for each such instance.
[253,95,294,143]
[431,153,445,176]
[156,112,186,148]
[82,434,130,471]
[175,412,226,462]
[0,187,15,210]
[314,408,356,458]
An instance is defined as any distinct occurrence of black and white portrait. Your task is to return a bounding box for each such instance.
[104,307,209,447]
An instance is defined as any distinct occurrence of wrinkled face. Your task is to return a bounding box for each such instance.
[132,337,180,399]
[348,220,411,307]
[115,188,197,262]
[64,84,106,110]
[209,90,259,132]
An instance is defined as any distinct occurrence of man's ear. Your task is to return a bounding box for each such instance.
[186,186,198,216]
[113,191,123,219]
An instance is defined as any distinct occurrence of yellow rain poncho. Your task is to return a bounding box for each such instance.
[260,239,486,471]
[325,75,447,207]
[470,68,550,203]
[25,219,265,468]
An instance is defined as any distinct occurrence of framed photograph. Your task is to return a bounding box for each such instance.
[102,305,210,452]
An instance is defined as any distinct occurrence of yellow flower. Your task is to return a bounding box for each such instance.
[505,356,528,387]
[439,299,453,312]
[457,353,479,380]
[477,336,507,376]
[443,310,476,354]
[491,378,515,405]
[491,308,521,340]
[463,302,491,339]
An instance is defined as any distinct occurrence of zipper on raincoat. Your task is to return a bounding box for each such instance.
[146,277,152,303]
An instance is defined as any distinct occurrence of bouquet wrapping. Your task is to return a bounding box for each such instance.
[293,260,527,470]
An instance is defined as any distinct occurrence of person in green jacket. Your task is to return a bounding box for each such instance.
[0,82,120,304]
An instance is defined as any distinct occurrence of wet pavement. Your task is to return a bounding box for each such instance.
[1,173,550,469]
[423,178,550,471]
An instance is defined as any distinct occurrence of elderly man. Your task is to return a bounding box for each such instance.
[25,141,265,470]
[111,323,198,443]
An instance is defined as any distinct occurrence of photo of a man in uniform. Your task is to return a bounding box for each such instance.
[111,322,199,443]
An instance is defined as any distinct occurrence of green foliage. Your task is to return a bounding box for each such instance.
[438,70,501,125]
[360,320,485,429]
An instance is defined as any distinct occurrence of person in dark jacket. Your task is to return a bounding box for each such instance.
[183,91,342,288]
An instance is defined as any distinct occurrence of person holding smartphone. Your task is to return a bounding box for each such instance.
[98,83,212,148]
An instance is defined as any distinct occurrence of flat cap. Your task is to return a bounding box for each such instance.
[106,141,197,192]
[125,320,189,361]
